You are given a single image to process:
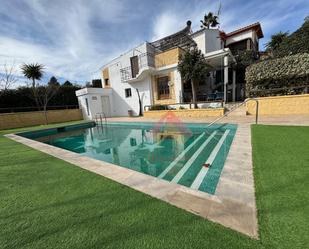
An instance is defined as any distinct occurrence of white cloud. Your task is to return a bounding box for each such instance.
[0,0,127,83]
[151,12,183,40]
[1,0,308,85]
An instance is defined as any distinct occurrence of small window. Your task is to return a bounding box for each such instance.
[85,98,89,115]
[105,78,109,86]
[157,76,170,99]
[125,88,132,98]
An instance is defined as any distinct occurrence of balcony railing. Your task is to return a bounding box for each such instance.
[120,52,155,82]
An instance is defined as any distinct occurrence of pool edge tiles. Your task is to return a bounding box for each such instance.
[5,123,258,238]
[17,121,238,195]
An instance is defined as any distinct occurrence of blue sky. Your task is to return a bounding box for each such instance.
[0,0,308,85]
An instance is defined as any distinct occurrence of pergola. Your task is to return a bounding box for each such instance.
[205,48,237,103]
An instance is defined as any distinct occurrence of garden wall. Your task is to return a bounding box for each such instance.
[0,109,83,130]
[144,108,224,119]
[246,94,309,115]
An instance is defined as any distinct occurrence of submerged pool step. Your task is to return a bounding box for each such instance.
[158,132,206,179]
[191,129,230,190]
[170,131,217,183]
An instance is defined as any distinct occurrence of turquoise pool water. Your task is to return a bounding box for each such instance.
[20,122,237,194]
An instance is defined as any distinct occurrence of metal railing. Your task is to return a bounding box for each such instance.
[120,52,155,82]
[94,112,107,126]
[206,98,259,128]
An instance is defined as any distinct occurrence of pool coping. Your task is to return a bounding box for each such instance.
[5,123,258,239]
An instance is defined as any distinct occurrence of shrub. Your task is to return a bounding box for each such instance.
[245,53,309,97]
[149,105,167,111]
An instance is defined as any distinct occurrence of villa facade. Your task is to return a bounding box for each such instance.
[76,21,263,118]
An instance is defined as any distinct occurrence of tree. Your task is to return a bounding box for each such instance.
[92,79,102,88]
[178,48,212,108]
[48,76,60,87]
[265,31,288,52]
[36,84,59,124]
[63,80,73,87]
[0,63,17,93]
[21,63,44,110]
[234,50,257,70]
[200,12,219,29]
[136,88,142,116]
[273,18,309,57]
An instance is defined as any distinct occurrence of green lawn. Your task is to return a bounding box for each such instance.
[0,123,308,249]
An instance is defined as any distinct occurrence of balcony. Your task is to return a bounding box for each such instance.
[120,53,155,82]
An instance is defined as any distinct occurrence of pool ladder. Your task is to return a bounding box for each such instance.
[95,112,107,127]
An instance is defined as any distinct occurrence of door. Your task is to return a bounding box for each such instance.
[101,96,111,117]
[130,55,139,78]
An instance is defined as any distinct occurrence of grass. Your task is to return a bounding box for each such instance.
[0,122,308,248]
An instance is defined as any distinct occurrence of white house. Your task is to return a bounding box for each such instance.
[76,21,263,119]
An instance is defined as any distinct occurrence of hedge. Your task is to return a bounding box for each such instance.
[245,53,309,97]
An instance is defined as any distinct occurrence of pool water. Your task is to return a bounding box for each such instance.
[20,122,237,194]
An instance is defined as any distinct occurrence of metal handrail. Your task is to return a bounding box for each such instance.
[206,98,259,128]
[95,112,107,126]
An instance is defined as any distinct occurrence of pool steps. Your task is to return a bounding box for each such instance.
[191,129,230,190]
[171,131,217,183]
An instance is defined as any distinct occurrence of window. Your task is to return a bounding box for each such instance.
[105,78,109,86]
[125,88,132,98]
[157,76,170,99]
[85,98,89,115]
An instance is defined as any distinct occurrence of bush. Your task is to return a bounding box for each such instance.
[246,53,309,97]
[245,53,309,97]
[149,105,167,111]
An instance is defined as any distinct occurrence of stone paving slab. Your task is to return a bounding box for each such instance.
[5,123,259,238]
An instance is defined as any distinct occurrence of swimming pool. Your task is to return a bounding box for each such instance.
[19,122,237,195]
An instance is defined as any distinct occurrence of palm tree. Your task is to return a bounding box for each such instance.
[200,12,219,29]
[265,31,289,52]
[178,48,212,108]
[21,63,44,109]
[21,63,44,88]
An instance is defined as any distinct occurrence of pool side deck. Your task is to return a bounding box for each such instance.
[6,119,259,238]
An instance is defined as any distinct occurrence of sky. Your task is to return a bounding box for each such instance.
[0,0,308,86]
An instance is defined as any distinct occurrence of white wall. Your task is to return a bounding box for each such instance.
[192,32,206,54]
[225,30,254,46]
[192,29,222,55]
[102,42,153,116]
[174,70,182,103]
[205,29,222,53]
[76,88,113,120]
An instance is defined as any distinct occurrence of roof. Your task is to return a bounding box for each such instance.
[150,21,196,52]
[221,22,264,39]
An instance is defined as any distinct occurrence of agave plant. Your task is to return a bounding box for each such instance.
[200,12,220,29]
